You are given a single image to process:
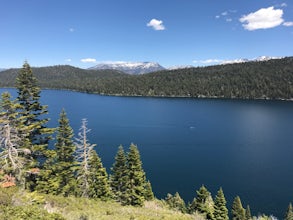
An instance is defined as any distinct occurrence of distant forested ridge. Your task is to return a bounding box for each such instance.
[1,57,293,100]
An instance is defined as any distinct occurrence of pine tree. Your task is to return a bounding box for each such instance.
[126,143,147,206]
[110,145,129,204]
[144,180,155,201]
[214,188,228,220]
[231,196,246,220]
[0,92,31,186]
[74,118,96,198]
[16,61,53,165]
[37,109,76,196]
[285,203,293,220]
[245,205,252,220]
[165,192,186,213]
[190,185,214,219]
[88,149,112,200]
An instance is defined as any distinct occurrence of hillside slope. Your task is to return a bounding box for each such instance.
[0,188,195,220]
[1,57,293,100]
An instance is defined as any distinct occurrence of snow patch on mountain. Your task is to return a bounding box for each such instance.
[222,56,283,65]
[89,61,165,74]
[168,65,194,70]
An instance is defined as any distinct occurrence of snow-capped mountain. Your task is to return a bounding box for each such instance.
[89,61,165,74]
[222,56,283,65]
[168,65,194,70]
[255,56,283,62]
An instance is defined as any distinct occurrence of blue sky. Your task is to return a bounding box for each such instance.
[0,0,292,69]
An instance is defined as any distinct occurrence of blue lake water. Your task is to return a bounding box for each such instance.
[1,88,293,218]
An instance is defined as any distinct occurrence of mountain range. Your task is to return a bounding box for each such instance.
[89,61,165,74]
[0,56,292,100]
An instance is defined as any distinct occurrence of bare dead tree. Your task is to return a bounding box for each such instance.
[0,123,31,185]
[74,118,96,197]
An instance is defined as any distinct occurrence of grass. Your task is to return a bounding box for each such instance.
[43,194,195,220]
[0,187,201,220]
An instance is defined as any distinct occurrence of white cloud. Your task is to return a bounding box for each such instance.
[69,28,75,32]
[221,11,228,16]
[226,18,232,22]
[147,19,165,30]
[283,21,293,26]
[281,3,287,7]
[239,6,284,31]
[65,59,72,62]
[215,15,220,19]
[80,58,97,63]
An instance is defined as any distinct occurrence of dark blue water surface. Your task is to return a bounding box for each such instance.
[1,89,293,218]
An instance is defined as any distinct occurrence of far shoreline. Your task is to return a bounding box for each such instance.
[1,86,293,103]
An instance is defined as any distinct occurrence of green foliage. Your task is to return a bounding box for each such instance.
[285,203,293,220]
[110,145,129,204]
[214,187,228,220]
[87,149,112,200]
[0,205,65,220]
[1,57,293,100]
[16,62,53,162]
[165,192,187,213]
[110,144,154,206]
[144,180,155,201]
[125,143,147,206]
[245,205,252,220]
[0,187,17,206]
[37,109,76,196]
[189,185,214,219]
[0,92,31,186]
[231,196,246,220]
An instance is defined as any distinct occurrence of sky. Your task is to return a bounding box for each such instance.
[0,0,293,69]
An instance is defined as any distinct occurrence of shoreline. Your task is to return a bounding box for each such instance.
[1,86,293,102]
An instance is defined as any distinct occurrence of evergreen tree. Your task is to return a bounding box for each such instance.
[245,205,252,220]
[87,149,112,200]
[74,118,96,198]
[231,196,246,220]
[165,192,186,213]
[214,187,228,220]
[285,203,293,220]
[126,143,147,206]
[110,145,129,204]
[144,180,155,201]
[37,109,76,196]
[16,61,53,165]
[190,185,214,219]
[0,92,31,186]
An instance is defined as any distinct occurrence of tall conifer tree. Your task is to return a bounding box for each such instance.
[125,143,147,206]
[144,180,155,201]
[245,205,252,220]
[16,61,53,166]
[214,187,228,220]
[0,92,31,186]
[189,185,214,219]
[231,196,246,220]
[36,110,76,195]
[285,203,293,220]
[87,149,112,200]
[110,145,129,204]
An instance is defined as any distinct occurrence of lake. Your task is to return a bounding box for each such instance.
[1,88,293,218]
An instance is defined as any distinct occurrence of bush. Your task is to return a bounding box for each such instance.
[0,187,17,206]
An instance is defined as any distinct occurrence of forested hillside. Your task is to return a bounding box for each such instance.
[0,57,293,100]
